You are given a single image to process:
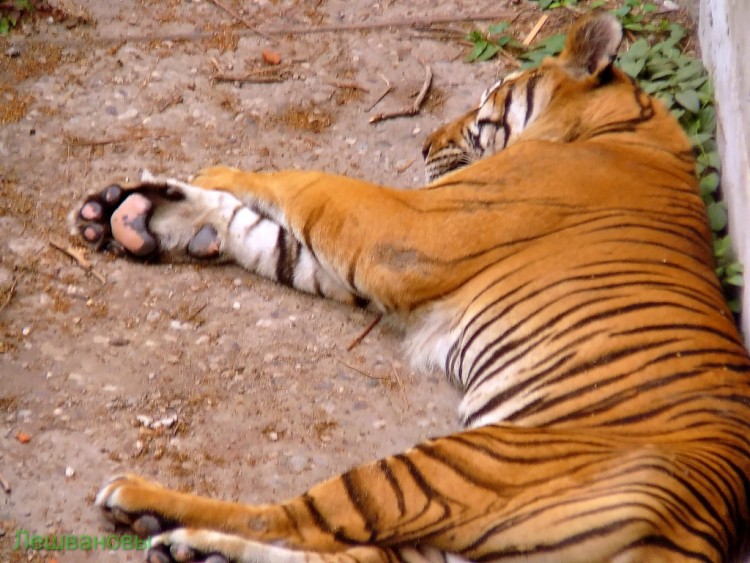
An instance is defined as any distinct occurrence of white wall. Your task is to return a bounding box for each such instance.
[698,0,750,343]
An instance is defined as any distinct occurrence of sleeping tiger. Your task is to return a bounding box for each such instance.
[72,13,750,563]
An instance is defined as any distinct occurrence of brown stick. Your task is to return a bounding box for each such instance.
[213,63,293,84]
[205,0,278,43]
[63,131,169,147]
[49,241,106,284]
[24,11,518,48]
[0,472,10,494]
[213,73,287,84]
[391,363,409,410]
[522,14,549,46]
[336,359,387,380]
[323,79,370,92]
[366,73,393,113]
[370,61,432,124]
[158,92,183,112]
[0,276,17,316]
[346,313,383,351]
[396,159,416,174]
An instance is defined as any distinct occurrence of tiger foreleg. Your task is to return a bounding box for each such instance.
[147,529,452,563]
[71,171,360,304]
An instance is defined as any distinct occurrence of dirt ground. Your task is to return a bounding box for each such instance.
[0,1,691,562]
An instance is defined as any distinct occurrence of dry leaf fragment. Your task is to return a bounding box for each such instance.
[16,431,31,444]
[261,49,281,65]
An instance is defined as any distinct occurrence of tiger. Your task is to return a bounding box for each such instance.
[71,13,750,563]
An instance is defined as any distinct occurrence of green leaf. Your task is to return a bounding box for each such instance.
[727,299,741,313]
[689,132,713,147]
[612,6,631,18]
[726,262,744,276]
[488,22,510,35]
[538,34,566,54]
[725,274,744,287]
[714,236,731,258]
[624,22,645,32]
[477,44,500,62]
[619,58,645,78]
[705,150,722,169]
[671,61,704,84]
[675,89,701,113]
[707,201,728,232]
[465,40,488,63]
[699,172,720,196]
[667,22,686,42]
[627,38,650,60]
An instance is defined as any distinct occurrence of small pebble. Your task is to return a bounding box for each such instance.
[373,419,386,429]
[117,107,139,121]
[286,454,308,473]
[65,466,75,478]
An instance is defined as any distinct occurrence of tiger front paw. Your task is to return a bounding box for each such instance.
[95,474,181,537]
[71,172,238,261]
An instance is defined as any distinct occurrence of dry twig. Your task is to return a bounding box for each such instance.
[158,92,183,112]
[370,61,432,124]
[213,64,293,84]
[522,14,549,46]
[346,313,383,351]
[63,131,169,147]
[213,73,287,84]
[0,276,17,316]
[186,303,208,323]
[396,159,416,174]
[49,241,106,284]
[0,472,10,494]
[391,363,409,410]
[336,359,387,380]
[366,73,394,112]
[205,0,278,43]
[24,11,519,48]
[323,79,370,92]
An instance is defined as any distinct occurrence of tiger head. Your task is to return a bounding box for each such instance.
[423,13,644,183]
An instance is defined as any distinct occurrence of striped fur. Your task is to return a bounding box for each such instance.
[80,13,750,563]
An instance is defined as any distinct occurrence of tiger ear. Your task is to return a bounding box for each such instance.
[558,13,623,77]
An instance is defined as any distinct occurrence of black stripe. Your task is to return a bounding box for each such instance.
[377,459,406,517]
[524,73,540,125]
[275,227,294,286]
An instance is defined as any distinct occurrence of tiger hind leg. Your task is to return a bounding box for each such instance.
[95,426,722,562]
[71,171,362,305]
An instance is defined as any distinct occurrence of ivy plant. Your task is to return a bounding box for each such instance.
[617,23,743,310]
[0,0,32,35]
